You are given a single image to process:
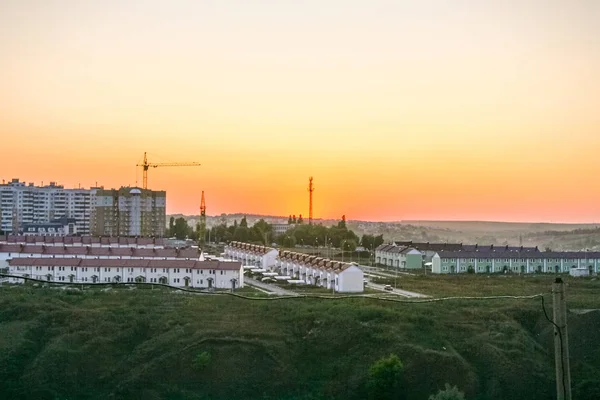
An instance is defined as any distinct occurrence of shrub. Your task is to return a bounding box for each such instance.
[428,383,465,400]
[193,351,212,370]
[367,354,404,400]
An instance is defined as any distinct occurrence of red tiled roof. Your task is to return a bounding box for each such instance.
[9,258,241,270]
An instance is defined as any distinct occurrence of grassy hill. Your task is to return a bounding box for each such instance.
[1,285,599,400]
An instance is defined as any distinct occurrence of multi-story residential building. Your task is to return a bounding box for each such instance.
[90,187,166,237]
[0,179,93,235]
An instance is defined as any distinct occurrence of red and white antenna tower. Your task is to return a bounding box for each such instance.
[308,177,314,225]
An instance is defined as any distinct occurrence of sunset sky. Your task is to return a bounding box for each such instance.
[1,0,599,222]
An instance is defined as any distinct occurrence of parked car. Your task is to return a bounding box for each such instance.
[384,285,393,291]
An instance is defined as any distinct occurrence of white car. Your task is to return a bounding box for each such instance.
[384,285,393,291]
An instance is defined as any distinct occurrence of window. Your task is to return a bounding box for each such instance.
[220,271,223,275]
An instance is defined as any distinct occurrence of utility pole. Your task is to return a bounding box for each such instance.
[552,278,572,400]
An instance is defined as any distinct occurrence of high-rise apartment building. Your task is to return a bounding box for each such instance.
[0,179,93,235]
[90,187,166,237]
[1,180,166,237]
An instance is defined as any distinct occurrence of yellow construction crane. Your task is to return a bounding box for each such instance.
[136,152,201,189]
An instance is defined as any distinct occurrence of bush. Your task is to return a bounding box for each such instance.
[467,266,475,274]
[367,354,404,400]
[428,383,465,400]
[193,351,212,370]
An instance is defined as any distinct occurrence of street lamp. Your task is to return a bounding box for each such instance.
[341,240,346,263]
[348,242,352,263]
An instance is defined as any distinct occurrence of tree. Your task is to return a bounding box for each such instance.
[338,215,346,229]
[428,384,465,400]
[288,215,293,224]
[292,215,297,224]
[343,239,357,253]
[167,216,175,237]
[219,213,228,226]
[172,217,189,240]
[252,219,272,245]
[297,215,304,224]
[240,216,248,228]
[366,354,404,400]
[373,234,384,249]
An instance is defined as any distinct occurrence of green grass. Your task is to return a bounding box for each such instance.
[0,284,599,400]
[369,273,600,308]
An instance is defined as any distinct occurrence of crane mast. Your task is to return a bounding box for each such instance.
[308,177,314,225]
[199,191,206,247]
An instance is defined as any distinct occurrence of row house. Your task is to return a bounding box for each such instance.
[375,244,422,269]
[0,234,165,248]
[7,258,243,289]
[224,241,278,269]
[276,251,364,293]
[431,250,600,275]
[0,243,202,270]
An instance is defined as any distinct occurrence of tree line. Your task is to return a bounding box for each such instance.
[166,215,384,251]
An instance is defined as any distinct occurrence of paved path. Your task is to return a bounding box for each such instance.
[366,282,429,298]
[244,277,299,296]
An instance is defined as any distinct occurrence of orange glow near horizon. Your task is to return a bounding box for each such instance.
[1,1,600,223]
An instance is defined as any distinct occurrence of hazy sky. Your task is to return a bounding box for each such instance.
[1,0,599,222]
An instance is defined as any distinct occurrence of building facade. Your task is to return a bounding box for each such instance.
[7,258,243,289]
[276,251,364,292]
[0,179,93,235]
[0,234,165,248]
[21,217,78,236]
[0,242,199,271]
[375,244,423,269]
[431,250,599,275]
[91,187,166,237]
[224,241,279,269]
[271,223,295,236]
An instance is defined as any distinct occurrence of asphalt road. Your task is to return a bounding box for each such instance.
[244,277,299,296]
[366,282,429,298]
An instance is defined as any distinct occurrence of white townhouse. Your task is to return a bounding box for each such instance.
[276,251,364,293]
[7,258,243,290]
[224,241,279,269]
